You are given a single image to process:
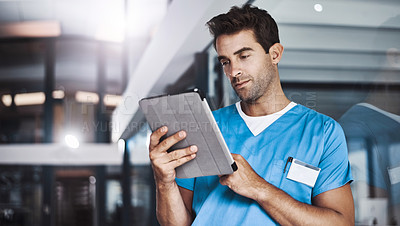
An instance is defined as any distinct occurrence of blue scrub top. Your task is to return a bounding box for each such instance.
[176,104,352,225]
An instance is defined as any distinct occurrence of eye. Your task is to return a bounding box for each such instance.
[240,54,250,59]
[220,60,230,66]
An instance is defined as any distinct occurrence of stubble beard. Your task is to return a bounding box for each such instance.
[233,72,273,105]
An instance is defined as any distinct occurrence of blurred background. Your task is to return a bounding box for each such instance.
[0,0,399,225]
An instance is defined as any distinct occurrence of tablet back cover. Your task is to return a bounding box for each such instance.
[139,91,235,178]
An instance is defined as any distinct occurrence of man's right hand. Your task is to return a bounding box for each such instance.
[149,126,198,186]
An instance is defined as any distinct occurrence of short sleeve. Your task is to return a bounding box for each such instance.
[175,177,195,191]
[312,120,353,197]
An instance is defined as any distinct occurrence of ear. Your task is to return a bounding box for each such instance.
[268,43,284,65]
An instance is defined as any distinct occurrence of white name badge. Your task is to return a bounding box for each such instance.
[286,158,320,187]
[388,166,400,185]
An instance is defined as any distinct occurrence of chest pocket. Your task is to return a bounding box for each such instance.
[266,159,313,204]
[266,160,285,187]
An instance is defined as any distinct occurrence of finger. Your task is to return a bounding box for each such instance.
[149,126,168,150]
[167,145,197,163]
[153,145,197,166]
[167,152,197,169]
[231,154,246,165]
[231,153,242,160]
[155,130,187,153]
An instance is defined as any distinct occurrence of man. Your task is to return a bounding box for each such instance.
[148,4,354,225]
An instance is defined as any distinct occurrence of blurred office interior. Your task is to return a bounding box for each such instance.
[0,0,399,225]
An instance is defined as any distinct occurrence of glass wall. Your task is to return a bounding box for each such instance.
[205,1,400,225]
[124,124,158,226]
[0,166,42,226]
[0,1,398,226]
[0,165,127,226]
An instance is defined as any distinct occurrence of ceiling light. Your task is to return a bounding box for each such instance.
[75,91,99,104]
[52,90,65,99]
[314,4,323,12]
[14,92,45,106]
[0,21,61,39]
[1,94,12,107]
[65,134,80,149]
[104,94,122,107]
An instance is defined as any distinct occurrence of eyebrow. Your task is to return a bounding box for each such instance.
[217,47,254,62]
[233,47,254,55]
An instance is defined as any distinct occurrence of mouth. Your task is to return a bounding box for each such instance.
[234,80,250,89]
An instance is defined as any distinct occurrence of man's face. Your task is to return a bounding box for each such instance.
[216,29,274,103]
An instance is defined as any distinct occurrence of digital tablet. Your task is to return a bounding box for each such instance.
[139,89,237,178]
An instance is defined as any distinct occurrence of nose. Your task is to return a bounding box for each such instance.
[226,62,242,78]
[233,71,242,77]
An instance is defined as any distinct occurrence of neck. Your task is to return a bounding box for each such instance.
[240,82,290,116]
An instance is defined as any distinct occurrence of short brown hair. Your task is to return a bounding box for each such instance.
[206,4,280,53]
